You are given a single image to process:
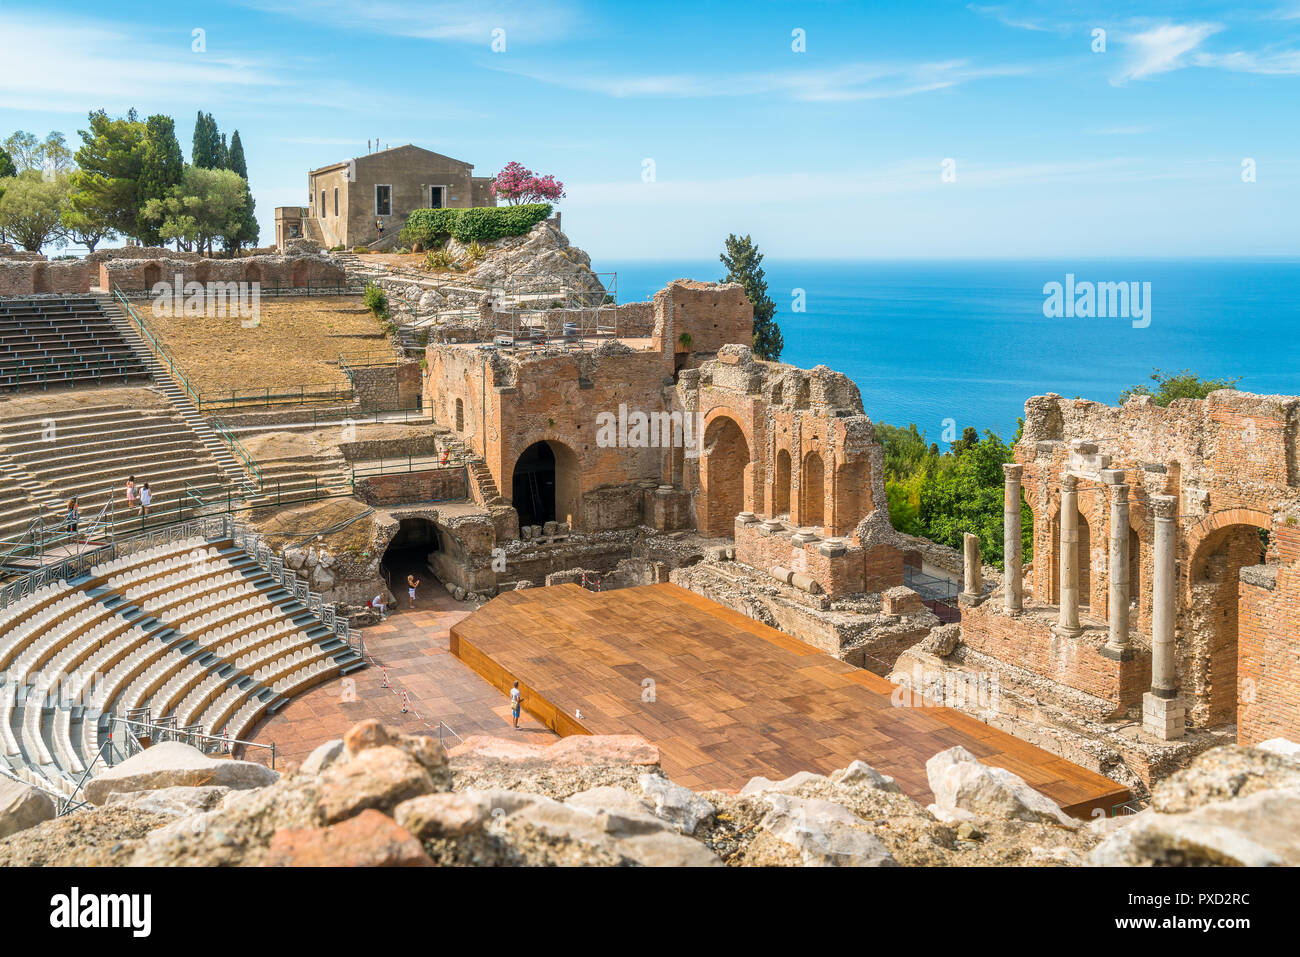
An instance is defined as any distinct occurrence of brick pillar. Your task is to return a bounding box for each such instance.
[1055,473,1082,637]
[1144,494,1184,739]
[1003,463,1023,613]
[1102,470,1131,659]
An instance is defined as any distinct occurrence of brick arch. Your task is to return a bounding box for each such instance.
[700,413,751,537]
[1185,509,1271,727]
[1185,508,1272,564]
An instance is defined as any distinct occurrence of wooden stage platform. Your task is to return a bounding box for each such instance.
[450,583,1130,817]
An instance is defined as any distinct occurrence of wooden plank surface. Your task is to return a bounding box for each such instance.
[450,583,1129,816]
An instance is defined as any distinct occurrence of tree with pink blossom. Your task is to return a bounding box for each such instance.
[490,161,565,205]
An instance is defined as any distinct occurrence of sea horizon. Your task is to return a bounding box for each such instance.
[599,257,1300,440]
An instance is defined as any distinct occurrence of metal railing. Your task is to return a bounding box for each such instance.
[109,714,277,769]
[112,285,203,407]
[0,515,361,659]
[57,739,113,815]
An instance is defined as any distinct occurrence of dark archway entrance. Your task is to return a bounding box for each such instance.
[381,517,442,600]
[513,442,558,528]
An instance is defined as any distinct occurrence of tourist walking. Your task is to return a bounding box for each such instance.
[407,573,420,609]
[376,219,384,241]
[510,681,522,729]
[138,483,151,517]
[65,497,79,538]
[124,475,136,509]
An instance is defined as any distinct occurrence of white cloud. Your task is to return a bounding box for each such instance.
[1112,22,1224,84]
[1194,48,1300,75]
[494,59,1030,102]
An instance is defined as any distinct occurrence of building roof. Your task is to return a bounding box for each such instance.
[308,143,474,176]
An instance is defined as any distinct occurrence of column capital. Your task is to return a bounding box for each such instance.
[1002,462,1023,482]
[1151,494,1178,521]
[1061,472,1078,492]
[1108,482,1130,503]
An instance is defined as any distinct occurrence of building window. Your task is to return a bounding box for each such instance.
[455,399,464,432]
[375,184,392,216]
[333,187,339,218]
[319,190,325,217]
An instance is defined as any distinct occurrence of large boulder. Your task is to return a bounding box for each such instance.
[105,785,230,817]
[1088,787,1300,867]
[638,774,716,834]
[1149,745,1300,814]
[0,778,57,839]
[265,809,432,866]
[925,746,1075,827]
[758,793,898,867]
[83,742,279,806]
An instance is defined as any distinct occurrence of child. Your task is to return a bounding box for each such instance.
[124,475,136,509]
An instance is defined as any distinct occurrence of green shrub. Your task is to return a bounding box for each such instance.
[401,203,551,248]
[363,282,388,318]
[353,245,369,254]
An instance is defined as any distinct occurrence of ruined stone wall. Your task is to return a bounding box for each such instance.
[348,362,420,411]
[733,515,903,598]
[998,389,1300,732]
[100,253,345,293]
[651,279,753,355]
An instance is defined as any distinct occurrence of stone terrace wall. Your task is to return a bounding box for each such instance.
[101,253,346,293]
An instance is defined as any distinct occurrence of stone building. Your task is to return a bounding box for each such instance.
[275,144,496,251]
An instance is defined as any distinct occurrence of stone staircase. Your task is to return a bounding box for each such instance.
[96,295,252,492]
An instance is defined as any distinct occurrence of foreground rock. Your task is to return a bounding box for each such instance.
[755,793,898,867]
[926,746,1076,827]
[0,777,57,840]
[1089,787,1300,866]
[83,742,278,806]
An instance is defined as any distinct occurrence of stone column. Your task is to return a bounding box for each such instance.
[1003,464,1023,613]
[1144,494,1185,739]
[1102,471,1131,658]
[961,532,981,603]
[1055,473,1082,637]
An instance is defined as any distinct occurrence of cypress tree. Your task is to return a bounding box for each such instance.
[720,233,783,361]
[227,130,248,179]
[192,111,222,169]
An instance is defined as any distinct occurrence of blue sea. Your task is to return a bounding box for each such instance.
[600,259,1300,441]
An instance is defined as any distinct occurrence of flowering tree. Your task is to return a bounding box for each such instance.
[490,161,565,205]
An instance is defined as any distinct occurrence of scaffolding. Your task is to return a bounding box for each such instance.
[491,272,618,351]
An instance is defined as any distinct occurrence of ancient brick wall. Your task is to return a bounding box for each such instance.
[1237,523,1300,744]
[100,254,345,294]
[354,467,467,505]
[1014,390,1300,731]
[959,601,1150,712]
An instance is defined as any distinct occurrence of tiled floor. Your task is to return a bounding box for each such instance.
[451,583,1132,815]
[242,587,550,768]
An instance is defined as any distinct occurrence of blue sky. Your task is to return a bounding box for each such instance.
[2,0,1297,260]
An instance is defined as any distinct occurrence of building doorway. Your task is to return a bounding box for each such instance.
[430,186,445,209]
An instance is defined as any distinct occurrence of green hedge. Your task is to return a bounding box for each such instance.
[400,203,552,247]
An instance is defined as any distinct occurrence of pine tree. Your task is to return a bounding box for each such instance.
[217,132,228,170]
[136,115,184,246]
[720,233,783,361]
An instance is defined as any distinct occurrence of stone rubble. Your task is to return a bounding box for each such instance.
[1,723,1297,868]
